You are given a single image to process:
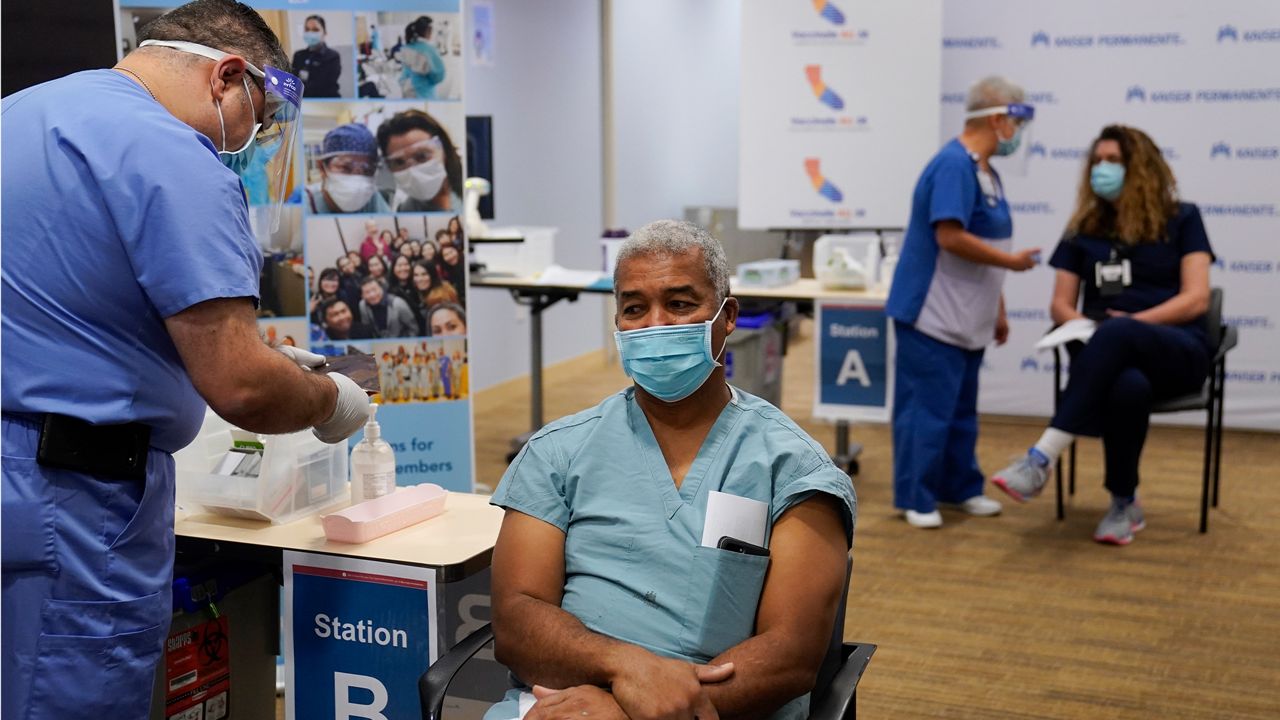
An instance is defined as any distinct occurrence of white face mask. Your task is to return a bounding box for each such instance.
[393,157,447,201]
[325,173,376,212]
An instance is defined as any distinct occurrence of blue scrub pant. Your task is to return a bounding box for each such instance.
[892,321,986,513]
[2,415,175,719]
[1051,317,1210,497]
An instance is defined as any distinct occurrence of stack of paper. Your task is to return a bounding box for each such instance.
[1034,318,1097,351]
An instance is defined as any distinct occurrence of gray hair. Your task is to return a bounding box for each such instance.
[613,220,731,305]
[965,75,1026,113]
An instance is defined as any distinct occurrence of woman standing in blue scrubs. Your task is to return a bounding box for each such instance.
[886,76,1042,529]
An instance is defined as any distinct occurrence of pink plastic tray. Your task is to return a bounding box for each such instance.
[321,484,448,544]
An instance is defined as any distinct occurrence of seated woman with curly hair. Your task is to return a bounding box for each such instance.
[990,125,1215,546]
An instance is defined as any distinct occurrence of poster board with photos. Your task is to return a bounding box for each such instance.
[118,0,473,490]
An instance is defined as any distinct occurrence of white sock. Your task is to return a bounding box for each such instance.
[1032,427,1075,464]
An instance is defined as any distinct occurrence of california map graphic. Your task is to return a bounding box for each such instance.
[805,65,845,110]
[812,0,844,26]
[805,158,843,202]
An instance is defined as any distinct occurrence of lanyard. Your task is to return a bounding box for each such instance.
[969,150,1003,207]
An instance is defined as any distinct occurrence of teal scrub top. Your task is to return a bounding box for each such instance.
[490,386,856,720]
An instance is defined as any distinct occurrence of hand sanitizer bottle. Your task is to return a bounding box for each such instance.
[350,403,395,503]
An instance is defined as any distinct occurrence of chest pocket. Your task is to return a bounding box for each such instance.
[678,545,770,660]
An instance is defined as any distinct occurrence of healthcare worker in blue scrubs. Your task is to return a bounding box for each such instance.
[0,2,370,716]
[485,221,856,720]
[885,76,1042,529]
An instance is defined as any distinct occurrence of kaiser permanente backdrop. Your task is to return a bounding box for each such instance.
[118,0,478,485]
[945,0,1280,431]
[742,0,1280,430]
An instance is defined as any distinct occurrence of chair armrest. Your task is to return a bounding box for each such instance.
[807,642,876,720]
[419,623,495,720]
[1213,326,1238,364]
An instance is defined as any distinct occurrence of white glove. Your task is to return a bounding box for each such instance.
[276,345,327,370]
[314,373,371,444]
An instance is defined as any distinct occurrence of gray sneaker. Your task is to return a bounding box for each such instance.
[990,454,1049,502]
[1093,499,1146,545]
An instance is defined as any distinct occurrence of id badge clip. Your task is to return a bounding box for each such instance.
[1094,258,1132,297]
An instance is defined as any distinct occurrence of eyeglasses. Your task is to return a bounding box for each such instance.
[138,39,289,133]
[384,137,443,172]
[323,155,378,175]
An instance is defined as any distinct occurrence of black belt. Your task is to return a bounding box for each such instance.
[4,413,151,481]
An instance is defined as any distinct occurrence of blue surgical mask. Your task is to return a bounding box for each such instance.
[995,125,1023,157]
[217,76,261,174]
[1090,161,1125,201]
[615,299,729,402]
[303,31,323,48]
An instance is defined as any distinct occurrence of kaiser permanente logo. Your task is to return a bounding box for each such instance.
[1215,257,1278,275]
[942,90,1059,105]
[1199,203,1278,217]
[792,66,870,131]
[1009,201,1054,215]
[943,36,1001,49]
[1028,142,1179,161]
[1026,143,1089,161]
[1217,25,1280,43]
[1209,142,1280,160]
[1125,85,1280,103]
[1030,29,1184,48]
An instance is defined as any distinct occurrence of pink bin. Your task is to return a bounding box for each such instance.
[321,483,449,544]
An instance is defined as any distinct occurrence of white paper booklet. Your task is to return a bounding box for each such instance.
[1034,318,1097,351]
[700,491,769,549]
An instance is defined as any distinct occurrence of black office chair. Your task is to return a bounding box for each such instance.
[419,558,875,720]
[1051,287,1238,532]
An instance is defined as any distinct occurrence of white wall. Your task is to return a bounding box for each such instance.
[610,0,741,228]
[464,0,607,391]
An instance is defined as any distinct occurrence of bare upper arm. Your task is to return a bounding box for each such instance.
[491,509,568,611]
[1180,251,1211,295]
[1051,270,1081,317]
[934,220,965,250]
[164,297,272,411]
[752,494,849,668]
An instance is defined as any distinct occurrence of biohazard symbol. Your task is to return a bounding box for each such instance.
[200,622,227,665]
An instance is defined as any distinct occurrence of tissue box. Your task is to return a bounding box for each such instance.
[736,259,800,288]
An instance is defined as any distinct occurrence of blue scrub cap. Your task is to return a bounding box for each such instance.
[320,123,378,160]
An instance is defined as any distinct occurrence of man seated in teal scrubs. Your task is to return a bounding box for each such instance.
[487,220,857,720]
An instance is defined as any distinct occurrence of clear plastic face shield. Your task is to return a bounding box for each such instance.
[139,40,303,231]
[965,102,1036,175]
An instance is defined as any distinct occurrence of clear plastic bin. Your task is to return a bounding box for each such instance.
[736,259,800,288]
[814,233,881,289]
[175,410,349,524]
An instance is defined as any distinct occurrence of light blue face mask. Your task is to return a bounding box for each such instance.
[303,31,323,48]
[217,76,260,175]
[1090,161,1125,201]
[995,124,1023,157]
[615,298,729,403]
